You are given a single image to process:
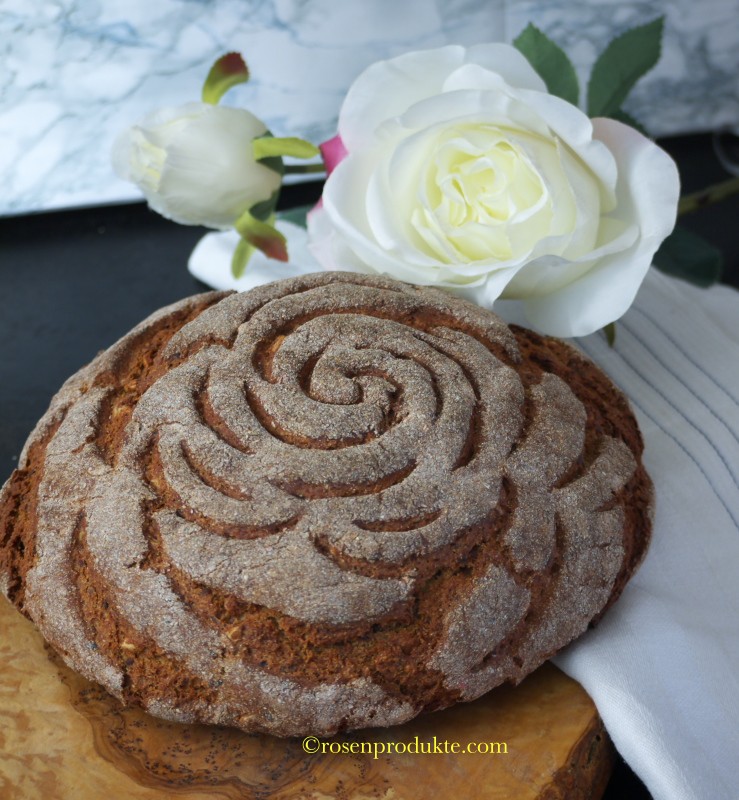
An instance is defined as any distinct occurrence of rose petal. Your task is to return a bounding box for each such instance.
[324,159,469,285]
[510,89,619,209]
[441,52,545,96]
[394,87,551,140]
[462,43,548,93]
[339,45,468,151]
[340,44,549,154]
[504,215,639,300]
[319,134,348,175]
[159,105,278,229]
[521,119,679,336]
[308,205,395,276]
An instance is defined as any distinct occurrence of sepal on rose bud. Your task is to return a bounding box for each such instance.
[202,52,250,105]
[319,135,348,176]
[230,237,254,279]
[233,207,288,273]
[253,136,320,161]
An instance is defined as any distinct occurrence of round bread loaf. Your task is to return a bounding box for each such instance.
[0,272,652,736]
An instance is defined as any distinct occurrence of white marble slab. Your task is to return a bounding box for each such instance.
[1,0,737,216]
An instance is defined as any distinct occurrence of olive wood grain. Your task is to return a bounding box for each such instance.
[0,595,613,799]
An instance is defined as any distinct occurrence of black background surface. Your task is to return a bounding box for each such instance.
[1,133,737,798]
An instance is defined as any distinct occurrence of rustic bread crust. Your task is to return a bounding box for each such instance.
[0,272,652,736]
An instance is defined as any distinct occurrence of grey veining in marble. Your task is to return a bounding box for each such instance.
[507,1,739,141]
[1,0,737,216]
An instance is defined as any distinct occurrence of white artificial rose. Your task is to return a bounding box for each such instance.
[112,102,282,230]
[308,44,680,336]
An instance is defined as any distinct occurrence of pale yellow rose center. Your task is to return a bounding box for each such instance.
[411,125,555,264]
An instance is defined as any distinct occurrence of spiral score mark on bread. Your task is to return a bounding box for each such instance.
[0,272,652,736]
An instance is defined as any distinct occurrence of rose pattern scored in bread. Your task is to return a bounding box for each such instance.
[0,272,652,736]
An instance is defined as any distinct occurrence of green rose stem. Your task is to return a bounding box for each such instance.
[602,322,617,347]
[677,175,739,215]
[284,163,326,174]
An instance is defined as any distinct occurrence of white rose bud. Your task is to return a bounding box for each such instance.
[112,102,282,230]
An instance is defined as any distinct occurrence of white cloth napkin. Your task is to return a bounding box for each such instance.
[552,272,739,800]
[190,230,739,800]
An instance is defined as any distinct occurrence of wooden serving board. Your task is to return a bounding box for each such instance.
[0,596,613,799]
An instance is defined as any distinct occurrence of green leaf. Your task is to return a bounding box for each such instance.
[230,237,253,279]
[234,208,288,262]
[587,17,664,118]
[202,52,250,105]
[653,225,724,288]
[602,322,617,347]
[253,136,320,161]
[278,204,312,229]
[610,108,651,138]
[513,23,579,106]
